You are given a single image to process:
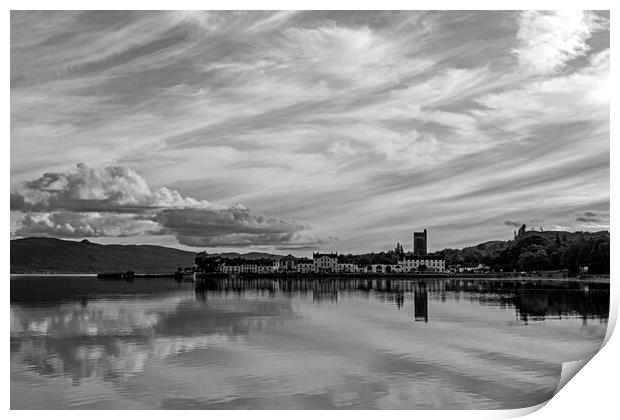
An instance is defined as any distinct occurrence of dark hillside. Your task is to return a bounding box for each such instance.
[437,230,610,274]
[11,237,196,274]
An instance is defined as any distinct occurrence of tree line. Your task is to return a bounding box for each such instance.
[195,230,610,275]
[437,229,609,274]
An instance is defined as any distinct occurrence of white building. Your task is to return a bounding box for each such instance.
[297,258,314,273]
[220,259,276,274]
[279,254,297,272]
[241,263,258,273]
[337,263,356,273]
[257,261,276,274]
[457,263,488,273]
[368,264,402,273]
[313,252,338,273]
[398,255,446,272]
[220,262,241,274]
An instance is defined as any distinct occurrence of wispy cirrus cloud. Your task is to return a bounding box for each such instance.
[10,11,609,252]
[574,210,610,230]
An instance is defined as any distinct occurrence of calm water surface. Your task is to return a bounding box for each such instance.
[10,276,609,409]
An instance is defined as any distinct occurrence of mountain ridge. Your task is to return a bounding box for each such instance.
[10,237,283,274]
[11,230,609,274]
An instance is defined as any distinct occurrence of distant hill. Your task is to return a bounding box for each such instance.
[437,230,610,274]
[10,237,285,274]
[453,230,609,256]
[210,252,283,260]
[11,230,609,275]
[513,229,609,242]
[10,237,197,274]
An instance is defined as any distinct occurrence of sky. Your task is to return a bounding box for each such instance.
[10,10,610,255]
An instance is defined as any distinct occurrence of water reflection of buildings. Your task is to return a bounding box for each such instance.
[10,276,610,390]
[414,282,428,323]
[441,279,610,324]
[313,290,338,303]
[311,281,339,303]
[514,291,609,324]
[196,277,609,324]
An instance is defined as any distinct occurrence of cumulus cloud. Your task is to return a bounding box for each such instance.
[10,162,217,213]
[14,212,163,238]
[513,11,608,74]
[156,207,310,247]
[157,206,303,236]
[11,164,327,248]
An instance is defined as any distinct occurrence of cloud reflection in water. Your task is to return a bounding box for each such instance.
[10,277,609,409]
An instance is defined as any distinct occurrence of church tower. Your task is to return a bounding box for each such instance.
[413,229,428,256]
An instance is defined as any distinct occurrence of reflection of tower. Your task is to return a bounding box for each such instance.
[195,288,206,302]
[413,229,428,256]
[396,291,404,310]
[414,282,428,322]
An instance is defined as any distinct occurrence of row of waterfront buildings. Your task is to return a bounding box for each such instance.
[219,253,446,274]
[216,229,447,274]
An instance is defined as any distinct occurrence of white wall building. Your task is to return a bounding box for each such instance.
[457,263,488,273]
[398,255,446,272]
[220,263,241,274]
[220,260,277,274]
[279,255,297,271]
[337,263,356,273]
[368,264,402,273]
[313,252,338,273]
[241,263,258,273]
[257,262,276,274]
[297,258,314,273]
[217,248,445,276]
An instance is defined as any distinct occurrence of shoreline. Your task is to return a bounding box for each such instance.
[11,272,610,283]
[199,272,610,283]
[10,273,98,277]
